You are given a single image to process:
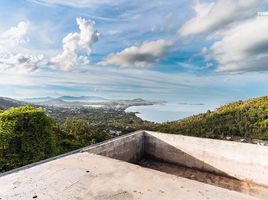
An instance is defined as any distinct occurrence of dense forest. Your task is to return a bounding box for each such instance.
[0,95,267,172]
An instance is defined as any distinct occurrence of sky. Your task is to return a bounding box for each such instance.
[0,0,268,106]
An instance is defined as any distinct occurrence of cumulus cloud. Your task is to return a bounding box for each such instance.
[0,21,43,72]
[205,16,268,72]
[0,21,29,52]
[99,40,173,68]
[49,17,100,71]
[0,54,43,72]
[178,0,268,73]
[179,0,262,36]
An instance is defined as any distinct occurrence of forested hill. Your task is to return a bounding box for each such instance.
[157,96,268,141]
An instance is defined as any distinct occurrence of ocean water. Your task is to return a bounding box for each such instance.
[126,103,216,123]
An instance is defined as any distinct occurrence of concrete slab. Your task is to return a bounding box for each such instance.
[0,152,261,200]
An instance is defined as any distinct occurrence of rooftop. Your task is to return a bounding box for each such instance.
[0,131,268,200]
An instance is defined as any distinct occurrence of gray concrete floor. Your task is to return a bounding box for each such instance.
[0,152,262,200]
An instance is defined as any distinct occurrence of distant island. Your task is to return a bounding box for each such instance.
[177,102,204,106]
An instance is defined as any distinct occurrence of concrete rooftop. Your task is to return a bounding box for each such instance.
[0,152,261,200]
[0,130,268,200]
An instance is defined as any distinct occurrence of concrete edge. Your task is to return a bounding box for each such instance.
[80,130,145,152]
[0,130,146,178]
[144,130,268,149]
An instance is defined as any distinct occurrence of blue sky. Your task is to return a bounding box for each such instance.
[0,0,268,107]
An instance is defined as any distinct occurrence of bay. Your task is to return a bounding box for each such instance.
[126,103,216,123]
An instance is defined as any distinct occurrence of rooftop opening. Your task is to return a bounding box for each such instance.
[80,131,268,199]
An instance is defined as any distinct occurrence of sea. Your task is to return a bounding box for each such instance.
[125,102,218,123]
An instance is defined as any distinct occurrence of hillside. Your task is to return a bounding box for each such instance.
[157,96,268,141]
[0,97,23,110]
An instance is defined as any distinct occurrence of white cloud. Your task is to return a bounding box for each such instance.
[179,0,268,72]
[2,66,268,105]
[28,0,120,7]
[0,53,43,72]
[0,21,43,72]
[206,16,268,72]
[99,40,173,68]
[179,0,262,36]
[49,17,100,71]
[0,21,29,53]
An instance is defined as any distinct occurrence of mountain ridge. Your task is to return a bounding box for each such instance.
[0,97,24,110]
[23,95,107,103]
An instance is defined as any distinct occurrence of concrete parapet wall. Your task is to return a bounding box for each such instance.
[82,130,144,163]
[144,131,268,186]
[0,131,145,177]
[2,129,268,190]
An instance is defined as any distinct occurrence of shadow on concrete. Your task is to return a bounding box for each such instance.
[141,134,268,199]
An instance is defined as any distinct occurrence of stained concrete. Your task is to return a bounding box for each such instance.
[0,152,261,200]
[144,131,268,187]
[139,158,268,200]
[0,130,268,200]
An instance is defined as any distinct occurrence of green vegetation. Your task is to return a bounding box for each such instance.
[157,96,268,140]
[53,110,156,135]
[55,119,111,153]
[0,106,55,172]
[0,95,267,173]
[0,106,112,172]
[51,110,156,153]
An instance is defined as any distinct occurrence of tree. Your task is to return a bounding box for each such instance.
[0,106,56,172]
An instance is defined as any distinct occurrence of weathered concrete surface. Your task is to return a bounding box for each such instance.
[82,130,144,163]
[0,152,260,200]
[139,158,268,200]
[144,131,268,187]
[1,130,268,199]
